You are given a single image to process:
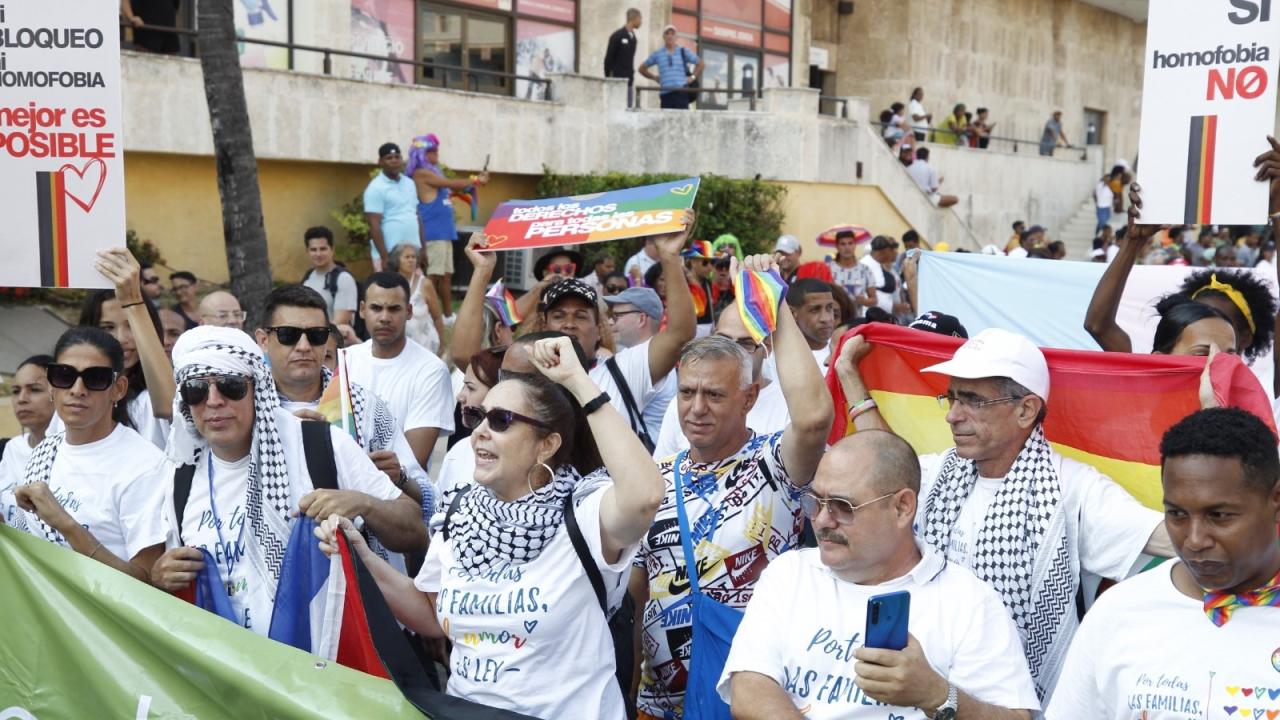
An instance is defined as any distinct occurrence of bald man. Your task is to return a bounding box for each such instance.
[198,291,245,330]
[719,431,1040,720]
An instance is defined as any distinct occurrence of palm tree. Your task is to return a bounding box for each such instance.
[196,0,272,329]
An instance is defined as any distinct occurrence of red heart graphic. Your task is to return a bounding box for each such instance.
[1244,688,1254,697]
[59,158,107,213]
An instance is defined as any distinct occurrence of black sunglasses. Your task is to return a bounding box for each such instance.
[180,375,251,406]
[47,364,117,391]
[461,405,550,432]
[141,276,160,285]
[268,326,331,346]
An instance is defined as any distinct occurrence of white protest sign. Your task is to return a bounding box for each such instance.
[0,1,124,289]
[1136,0,1280,225]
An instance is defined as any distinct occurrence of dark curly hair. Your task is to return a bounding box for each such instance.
[1174,270,1276,361]
[1160,407,1279,496]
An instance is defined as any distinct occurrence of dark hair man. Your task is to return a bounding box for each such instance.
[170,271,200,330]
[300,226,358,343]
[605,8,643,106]
[362,142,418,270]
[787,278,837,368]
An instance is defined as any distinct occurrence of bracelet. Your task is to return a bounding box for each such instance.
[582,392,611,416]
[848,398,878,421]
[119,300,145,309]
[88,540,105,560]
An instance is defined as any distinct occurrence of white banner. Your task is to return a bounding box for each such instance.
[1136,0,1280,225]
[0,0,124,288]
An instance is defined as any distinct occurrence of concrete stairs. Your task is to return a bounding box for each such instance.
[1056,196,1125,260]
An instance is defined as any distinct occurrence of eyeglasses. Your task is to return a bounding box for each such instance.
[936,393,1021,411]
[461,405,550,432]
[207,311,246,323]
[180,375,251,406]
[46,364,117,391]
[716,335,762,353]
[609,310,644,323]
[141,276,160,286]
[547,263,577,276]
[605,284,628,294]
[172,283,193,292]
[268,326,331,346]
[798,490,895,525]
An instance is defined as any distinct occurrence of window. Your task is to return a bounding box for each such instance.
[418,4,511,95]
[698,43,760,108]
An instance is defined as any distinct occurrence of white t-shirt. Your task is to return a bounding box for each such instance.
[17,424,167,562]
[907,98,929,133]
[652,379,791,459]
[345,338,455,450]
[916,452,1161,578]
[717,546,1041,718]
[434,439,475,509]
[48,391,169,451]
[162,414,404,634]
[1008,246,1030,259]
[860,255,897,315]
[624,249,659,283]
[415,483,636,720]
[642,370,677,443]
[1047,561,1280,719]
[302,266,359,317]
[1094,181,1115,209]
[589,340,667,434]
[0,432,36,525]
[905,160,939,195]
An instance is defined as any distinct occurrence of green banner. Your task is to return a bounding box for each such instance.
[0,526,424,718]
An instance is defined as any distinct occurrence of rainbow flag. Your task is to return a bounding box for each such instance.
[682,240,714,259]
[484,279,522,327]
[454,184,478,222]
[35,170,70,287]
[1184,115,1218,224]
[825,324,1276,510]
[317,349,359,444]
[735,268,788,344]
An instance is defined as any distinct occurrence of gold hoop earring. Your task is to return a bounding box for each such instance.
[526,461,554,495]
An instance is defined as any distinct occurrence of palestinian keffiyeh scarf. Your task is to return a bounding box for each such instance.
[21,432,68,543]
[168,326,293,587]
[920,425,1076,700]
[448,464,597,576]
[280,367,397,454]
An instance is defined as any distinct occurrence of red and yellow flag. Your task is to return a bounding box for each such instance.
[825,324,1276,510]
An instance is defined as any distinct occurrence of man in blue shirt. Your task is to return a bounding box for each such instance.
[362,142,419,270]
[639,24,702,110]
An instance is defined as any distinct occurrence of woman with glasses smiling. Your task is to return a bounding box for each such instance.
[8,328,167,583]
[318,336,664,720]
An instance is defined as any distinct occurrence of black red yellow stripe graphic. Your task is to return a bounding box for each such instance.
[1183,114,1218,225]
[36,170,70,287]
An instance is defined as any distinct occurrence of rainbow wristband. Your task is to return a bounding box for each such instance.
[848,398,878,421]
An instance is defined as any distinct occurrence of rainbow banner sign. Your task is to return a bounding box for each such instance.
[825,323,1276,510]
[479,178,699,252]
[1135,0,1280,225]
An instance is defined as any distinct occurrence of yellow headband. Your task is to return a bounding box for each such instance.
[1191,273,1255,335]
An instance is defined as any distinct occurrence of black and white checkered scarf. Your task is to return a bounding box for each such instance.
[21,432,67,543]
[169,327,293,587]
[921,425,1076,700]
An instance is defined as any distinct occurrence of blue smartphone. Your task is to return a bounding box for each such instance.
[865,590,911,651]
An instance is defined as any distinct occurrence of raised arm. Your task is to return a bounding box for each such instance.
[416,168,488,192]
[834,333,892,433]
[95,248,175,419]
[451,234,498,371]
[1083,183,1164,353]
[646,211,698,382]
[530,337,665,562]
[1252,135,1280,396]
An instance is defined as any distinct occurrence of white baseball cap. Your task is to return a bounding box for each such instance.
[921,327,1050,400]
[774,234,801,254]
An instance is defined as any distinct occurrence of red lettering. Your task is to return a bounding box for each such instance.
[1206,65,1269,101]
[1208,68,1235,100]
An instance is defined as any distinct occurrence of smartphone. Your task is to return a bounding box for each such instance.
[865,590,911,651]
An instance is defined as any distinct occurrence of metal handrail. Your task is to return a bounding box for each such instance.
[872,121,1089,160]
[120,21,552,97]
[632,85,762,111]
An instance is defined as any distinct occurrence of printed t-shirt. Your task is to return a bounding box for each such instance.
[0,432,36,525]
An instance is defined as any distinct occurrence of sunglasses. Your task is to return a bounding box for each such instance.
[141,276,160,286]
[267,326,331,346]
[547,263,577,276]
[180,375,251,406]
[461,405,550,432]
[798,490,895,525]
[605,284,628,293]
[46,364,117,391]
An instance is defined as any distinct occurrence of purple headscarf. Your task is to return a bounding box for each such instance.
[406,133,442,179]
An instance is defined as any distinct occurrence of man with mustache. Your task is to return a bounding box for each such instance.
[719,430,1039,719]
[1047,408,1280,719]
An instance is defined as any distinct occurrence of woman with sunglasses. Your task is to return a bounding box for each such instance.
[435,346,506,508]
[386,241,445,356]
[71,247,177,450]
[0,355,55,526]
[318,336,664,720]
[10,328,167,582]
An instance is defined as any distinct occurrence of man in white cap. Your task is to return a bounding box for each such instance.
[833,327,1172,702]
[774,234,802,283]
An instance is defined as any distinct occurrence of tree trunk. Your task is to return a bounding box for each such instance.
[197,0,272,330]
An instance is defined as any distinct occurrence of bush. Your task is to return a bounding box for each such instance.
[535,168,787,265]
[126,229,166,266]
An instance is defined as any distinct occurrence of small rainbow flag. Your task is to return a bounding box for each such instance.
[455,184,479,222]
[1184,115,1217,224]
[36,170,70,287]
[689,282,709,317]
[485,279,522,327]
[682,241,714,259]
[316,349,359,444]
[735,268,788,344]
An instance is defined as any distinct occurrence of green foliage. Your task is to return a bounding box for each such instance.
[126,229,166,266]
[535,168,787,265]
[330,193,371,264]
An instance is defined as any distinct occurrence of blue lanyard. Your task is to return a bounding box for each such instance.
[207,456,247,580]
[673,451,703,597]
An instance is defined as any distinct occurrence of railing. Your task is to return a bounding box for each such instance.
[632,86,762,112]
[819,96,849,119]
[119,21,552,98]
[872,121,1089,160]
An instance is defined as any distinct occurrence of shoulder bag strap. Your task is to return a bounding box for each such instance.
[604,356,655,450]
[441,485,472,542]
[562,491,609,615]
[301,420,339,491]
[672,451,701,597]
[173,463,196,544]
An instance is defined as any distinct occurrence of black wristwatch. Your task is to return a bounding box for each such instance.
[582,391,611,415]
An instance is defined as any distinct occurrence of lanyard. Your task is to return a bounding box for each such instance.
[673,451,706,597]
[207,456,247,581]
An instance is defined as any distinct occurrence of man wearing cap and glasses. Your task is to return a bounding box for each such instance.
[149,326,425,635]
[605,286,679,444]
[363,142,420,272]
[834,327,1173,702]
[639,24,702,110]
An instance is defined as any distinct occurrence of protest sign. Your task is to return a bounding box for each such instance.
[480,178,699,251]
[1136,0,1280,225]
[0,0,124,289]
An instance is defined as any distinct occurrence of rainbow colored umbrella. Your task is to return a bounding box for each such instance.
[816,224,871,247]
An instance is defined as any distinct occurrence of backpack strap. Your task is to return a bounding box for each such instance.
[440,485,472,542]
[300,420,339,491]
[604,357,655,452]
[562,491,608,615]
[324,268,342,300]
[173,463,196,544]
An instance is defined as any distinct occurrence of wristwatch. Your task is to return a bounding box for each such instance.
[932,683,959,720]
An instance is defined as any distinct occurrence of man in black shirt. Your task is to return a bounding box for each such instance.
[604,8,643,106]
